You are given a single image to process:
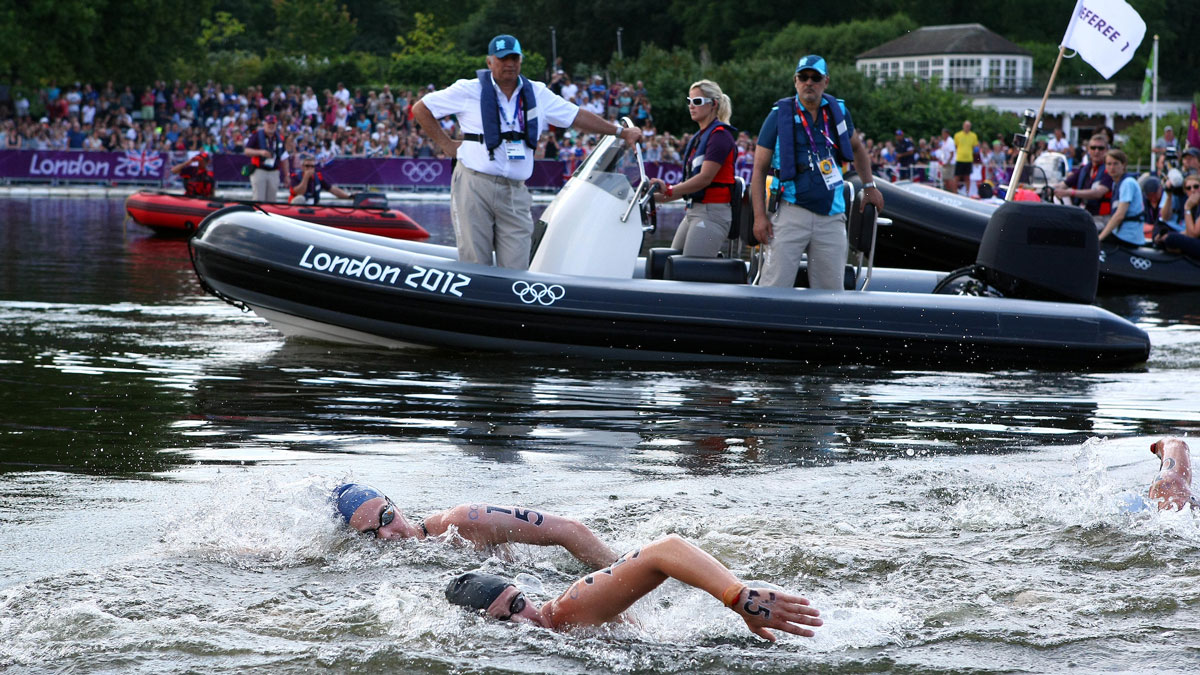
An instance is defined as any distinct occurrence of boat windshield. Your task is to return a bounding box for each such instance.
[569,131,641,187]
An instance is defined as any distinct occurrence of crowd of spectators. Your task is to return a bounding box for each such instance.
[0,76,1123,196]
[0,75,780,181]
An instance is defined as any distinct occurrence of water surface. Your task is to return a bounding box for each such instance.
[1,198,1198,673]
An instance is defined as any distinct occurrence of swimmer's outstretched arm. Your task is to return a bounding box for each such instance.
[427,504,617,570]
[540,533,822,641]
[1149,438,1194,511]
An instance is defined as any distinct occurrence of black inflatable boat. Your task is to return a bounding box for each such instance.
[189,130,1150,369]
[873,179,1200,292]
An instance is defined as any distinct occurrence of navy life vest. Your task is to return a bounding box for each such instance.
[249,128,282,169]
[775,93,853,183]
[1074,161,1112,216]
[289,170,326,204]
[476,69,539,160]
[680,120,737,203]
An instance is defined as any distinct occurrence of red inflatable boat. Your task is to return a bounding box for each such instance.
[124,190,429,240]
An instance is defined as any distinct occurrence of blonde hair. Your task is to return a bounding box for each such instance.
[689,79,732,124]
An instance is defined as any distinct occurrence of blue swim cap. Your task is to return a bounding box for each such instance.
[446,572,513,611]
[332,483,386,523]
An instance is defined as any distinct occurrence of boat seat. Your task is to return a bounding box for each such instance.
[664,256,748,284]
[646,247,682,279]
[728,176,748,241]
[793,262,857,290]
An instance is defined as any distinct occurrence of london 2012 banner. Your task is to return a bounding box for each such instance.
[0,150,704,191]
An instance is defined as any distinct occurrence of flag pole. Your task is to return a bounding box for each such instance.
[1006,45,1066,201]
[1151,34,1159,170]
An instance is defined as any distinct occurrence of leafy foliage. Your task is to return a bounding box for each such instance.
[270,0,357,58]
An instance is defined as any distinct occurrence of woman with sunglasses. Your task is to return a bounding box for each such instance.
[648,80,738,257]
[1097,149,1146,247]
[333,483,616,570]
[1155,173,1200,259]
[445,533,822,641]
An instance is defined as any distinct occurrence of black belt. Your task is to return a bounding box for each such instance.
[462,132,526,144]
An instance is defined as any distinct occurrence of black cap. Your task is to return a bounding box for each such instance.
[445,572,512,611]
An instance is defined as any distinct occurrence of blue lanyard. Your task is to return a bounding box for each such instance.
[498,93,524,131]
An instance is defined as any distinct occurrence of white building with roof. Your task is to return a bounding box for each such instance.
[857,24,1033,93]
[856,23,1187,139]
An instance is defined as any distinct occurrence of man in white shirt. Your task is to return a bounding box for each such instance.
[1047,128,1070,154]
[413,34,641,269]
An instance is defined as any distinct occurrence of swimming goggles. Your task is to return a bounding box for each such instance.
[499,592,526,620]
[685,96,713,107]
[363,498,397,537]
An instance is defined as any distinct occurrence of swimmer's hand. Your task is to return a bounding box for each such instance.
[730,587,822,641]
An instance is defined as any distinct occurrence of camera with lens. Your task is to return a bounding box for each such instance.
[1164,145,1180,170]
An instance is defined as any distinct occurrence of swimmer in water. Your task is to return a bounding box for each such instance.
[1148,438,1198,511]
[333,483,617,569]
[445,533,822,642]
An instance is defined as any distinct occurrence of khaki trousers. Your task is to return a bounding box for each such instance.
[249,167,280,202]
[451,164,534,269]
[757,200,847,290]
[671,202,732,257]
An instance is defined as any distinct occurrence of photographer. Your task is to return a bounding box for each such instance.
[1154,125,1179,173]
[1156,168,1187,241]
[288,156,351,205]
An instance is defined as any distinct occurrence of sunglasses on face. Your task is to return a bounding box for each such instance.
[795,73,824,83]
[363,498,397,537]
[1088,145,1107,151]
[685,96,713,107]
[1187,184,1200,191]
[499,592,526,620]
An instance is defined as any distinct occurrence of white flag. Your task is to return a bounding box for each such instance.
[1061,0,1146,79]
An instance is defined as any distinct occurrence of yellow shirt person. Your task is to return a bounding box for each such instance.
[954,125,979,163]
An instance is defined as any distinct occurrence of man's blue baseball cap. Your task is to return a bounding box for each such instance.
[488,35,522,58]
[795,55,828,76]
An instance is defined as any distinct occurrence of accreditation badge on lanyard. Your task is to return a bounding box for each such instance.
[798,103,843,190]
[502,100,527,160]
[819,157,843,190]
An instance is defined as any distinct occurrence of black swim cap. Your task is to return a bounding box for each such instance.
[445,572,513,611]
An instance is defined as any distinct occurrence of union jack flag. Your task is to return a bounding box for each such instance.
[123,150,164,176]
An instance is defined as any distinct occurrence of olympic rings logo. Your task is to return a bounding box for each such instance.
[512,280,566,305]
[1130,256,1152,271]
[401,160,445,183]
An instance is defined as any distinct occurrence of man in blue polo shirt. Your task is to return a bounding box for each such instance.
[750,55,883,289]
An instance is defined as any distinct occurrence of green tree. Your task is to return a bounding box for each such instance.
[271,0,356,57]
[746,14,919,65]
[395,12,455,57]
[198,11,246,50]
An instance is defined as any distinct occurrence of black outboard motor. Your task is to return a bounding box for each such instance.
[974,201,1099,304]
